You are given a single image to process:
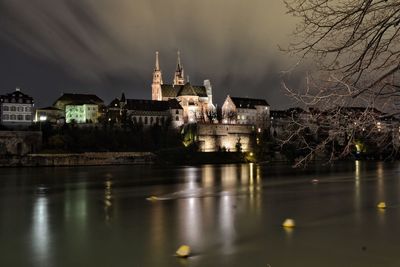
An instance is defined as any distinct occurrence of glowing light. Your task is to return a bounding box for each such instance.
[39,116,47,121]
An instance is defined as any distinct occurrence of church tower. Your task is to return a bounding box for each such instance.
[173,51,185,86]
[151,51,163,101]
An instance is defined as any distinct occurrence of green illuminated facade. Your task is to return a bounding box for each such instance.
[66,104,99,123]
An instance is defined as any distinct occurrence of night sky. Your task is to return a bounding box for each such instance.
[0,0,305,109]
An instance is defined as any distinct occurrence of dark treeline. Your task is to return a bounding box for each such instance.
[32,121,183,153]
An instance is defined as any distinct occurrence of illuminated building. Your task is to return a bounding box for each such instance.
[0,88,34,127]
[108,93,184,128]
[65,103,99,124]
[222,96,270,129]
[53,93,104,124]
[34,107,64,124]
[151,51,215,123]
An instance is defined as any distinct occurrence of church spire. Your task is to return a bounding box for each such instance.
[173,50,185,85]
[152,51,163,101]
[176,51,182,71]
[155,51,160,71]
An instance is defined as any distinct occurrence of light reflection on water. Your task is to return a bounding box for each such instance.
[32,196,49,264]
[0,162,399,266]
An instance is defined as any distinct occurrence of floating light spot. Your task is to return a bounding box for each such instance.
[175,245,191,258]
[146,196,159,201]
[282,218,296,228]
[377,202,387,209]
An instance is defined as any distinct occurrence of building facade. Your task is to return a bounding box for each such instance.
[34,107,65,124]
[0,88,34,127]
[197,123,254,152]
[53,93,104,124]
[151,51,215,123]
[65,103,99,123]
[108,94,184,128]
[222,95,270,130]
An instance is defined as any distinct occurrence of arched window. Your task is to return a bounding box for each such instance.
[150,117,154,124]
[144,117,148,124]
[3,106,9,111]
[156,117,160,125]
[11,106,16,111]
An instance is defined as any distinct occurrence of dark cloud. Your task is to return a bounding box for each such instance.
[0,0,302,108]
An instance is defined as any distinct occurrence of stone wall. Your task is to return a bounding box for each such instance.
[0,152,155,167]
[0,131,42,155]
[197,123,254,152]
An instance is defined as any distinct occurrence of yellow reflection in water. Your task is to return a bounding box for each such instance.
[104,179,113,223]
[354,160,361,221]
[376,161,384,200]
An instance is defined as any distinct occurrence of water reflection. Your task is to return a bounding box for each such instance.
[174,164,264,254]
[2,162,399,267]
[376,162,386,226]
[219,194,235,254]
[32,196,50,264]
[376,161,384,201]
[104,179,113,223]
[354,160,361,222]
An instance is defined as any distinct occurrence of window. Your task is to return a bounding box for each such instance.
[156,117,160,124]
[18,107,24,112]
[25,115,31,121]
[3,106,9,111]
[175,110,179,114]
[18,99,23,103]
[17,115,23,120]
[11,106,16,112]
[10,115,16,120]
[25,107,29,112]
[175,116,179,121]
[144,117,148,124]
[150,117,154,124]
[2,114,9,120]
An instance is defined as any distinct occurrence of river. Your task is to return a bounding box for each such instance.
[0,161,399,266]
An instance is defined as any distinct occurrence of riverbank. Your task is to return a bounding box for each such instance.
[0,152,155,167]
[0,150,253,167]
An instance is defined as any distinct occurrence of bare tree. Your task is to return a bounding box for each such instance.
[280,0,400,165]
[285,0,400,97]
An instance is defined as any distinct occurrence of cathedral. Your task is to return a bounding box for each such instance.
[151,51,215,123]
